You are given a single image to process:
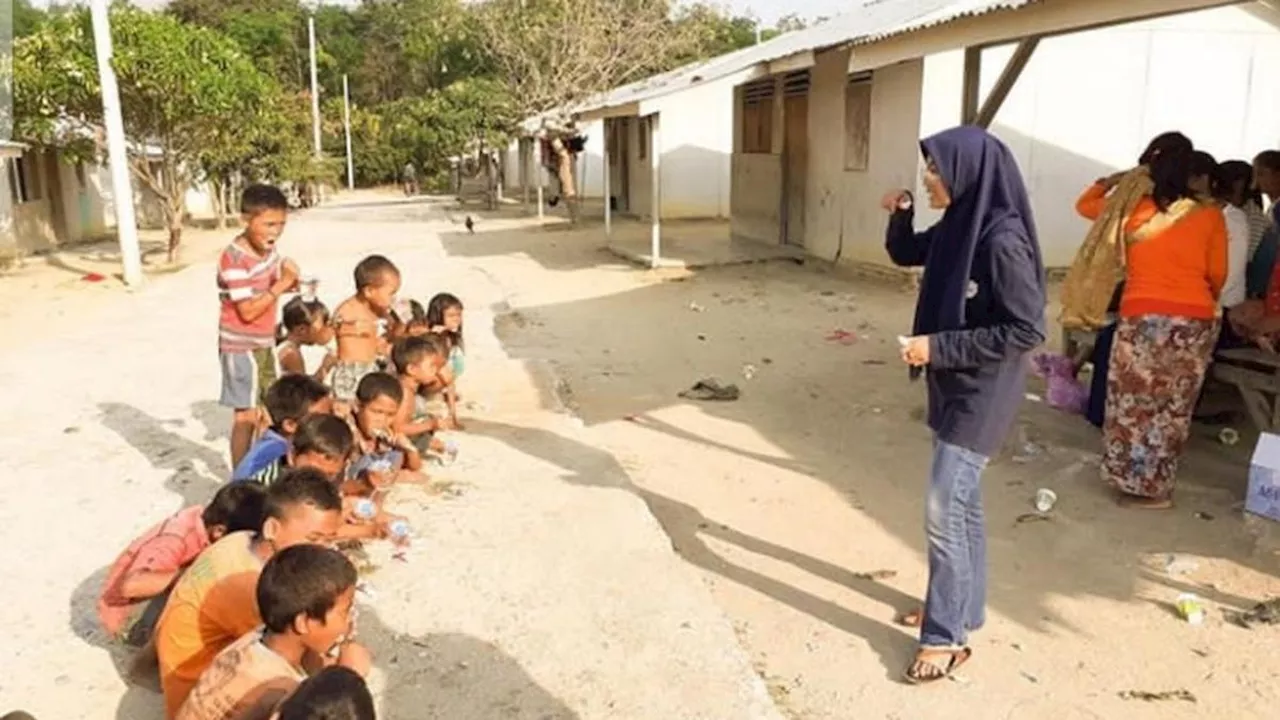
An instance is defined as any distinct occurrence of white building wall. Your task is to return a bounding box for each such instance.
[920,4,1280,267]
[652,76,735,218]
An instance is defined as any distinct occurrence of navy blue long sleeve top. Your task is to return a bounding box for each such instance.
[886,208,1047,456]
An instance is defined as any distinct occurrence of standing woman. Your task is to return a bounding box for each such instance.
[1101,143,1226,508]
[883,126,1046,684]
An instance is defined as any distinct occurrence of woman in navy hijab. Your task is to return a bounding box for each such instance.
[882,126,1046,683]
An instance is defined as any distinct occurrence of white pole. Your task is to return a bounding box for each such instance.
[342,74,354,190]
[536,139,545,220]
[649,114,661,268]
[89,0,142,288]
[308,15,321,157]
[603,122,612,244]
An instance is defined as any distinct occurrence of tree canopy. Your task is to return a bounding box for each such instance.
[12,0,814,195]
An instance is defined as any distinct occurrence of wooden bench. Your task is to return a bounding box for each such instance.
[1212,347,1280,433]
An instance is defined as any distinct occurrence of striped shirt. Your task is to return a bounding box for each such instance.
[217,241,280,353]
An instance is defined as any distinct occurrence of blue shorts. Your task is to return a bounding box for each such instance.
[219,347,276,410]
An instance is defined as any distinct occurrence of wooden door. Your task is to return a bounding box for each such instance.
[782,71,809,246]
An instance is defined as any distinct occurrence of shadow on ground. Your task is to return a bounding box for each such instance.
[461,221,1279,650]
[97,402,228,507]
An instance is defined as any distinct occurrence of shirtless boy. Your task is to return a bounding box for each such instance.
[331,255,401,414]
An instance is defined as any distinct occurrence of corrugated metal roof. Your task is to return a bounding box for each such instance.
[573,0,1038,116]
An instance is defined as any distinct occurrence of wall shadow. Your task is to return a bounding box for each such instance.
[467,418,919,681]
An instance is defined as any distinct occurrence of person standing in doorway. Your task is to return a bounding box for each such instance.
[881,126,1047,684]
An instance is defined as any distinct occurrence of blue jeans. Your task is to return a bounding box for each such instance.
[921,438,989,649]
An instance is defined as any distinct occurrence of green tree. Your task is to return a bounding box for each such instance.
[168,0,309,89]
[14,5,283,258]
[12,0,50,38]
[475,0,704,120]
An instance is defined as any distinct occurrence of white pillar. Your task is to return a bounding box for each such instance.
[603,121,612,243]
[89,0,142,288]
[649,114,661,268]
[521,140,530,205]
[308,15,321,157]
[342,74,354,190]
[536,139,545,220]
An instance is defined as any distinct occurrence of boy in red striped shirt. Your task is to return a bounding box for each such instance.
[218,185,301,467]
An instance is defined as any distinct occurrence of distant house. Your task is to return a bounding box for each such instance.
[557,0,1280,269]
[0,134,217,259]
[503,115,608,205]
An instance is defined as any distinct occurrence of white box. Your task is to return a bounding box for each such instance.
[1246,432,1280,523]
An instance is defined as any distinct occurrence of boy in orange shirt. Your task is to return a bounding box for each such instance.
[155,468,343,718]
[175,545,370,720]
[97,483,266,649]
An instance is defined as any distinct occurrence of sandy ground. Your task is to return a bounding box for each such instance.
[466,213,1280,719]
[0,192,780,719]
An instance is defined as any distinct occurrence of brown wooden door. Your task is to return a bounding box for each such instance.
[782,73,809,247]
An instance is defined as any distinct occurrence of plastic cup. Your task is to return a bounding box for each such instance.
[1034,488,1057,513]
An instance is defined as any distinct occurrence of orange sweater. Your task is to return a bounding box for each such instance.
[1076,183,1227,320]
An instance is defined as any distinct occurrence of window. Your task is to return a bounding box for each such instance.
[844,71,873,171]
[637,117,648,160]
[740,79,775,154]
[8,157,30,204]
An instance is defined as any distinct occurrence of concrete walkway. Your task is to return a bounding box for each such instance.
[0,194,781,720]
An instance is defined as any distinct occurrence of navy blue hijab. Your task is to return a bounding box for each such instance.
[913,126,1042,338]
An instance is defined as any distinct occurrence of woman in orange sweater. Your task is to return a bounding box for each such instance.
[1076,144,1227,508]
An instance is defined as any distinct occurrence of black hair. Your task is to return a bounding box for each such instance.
[426,292,465,351]
[278,297,331,344]
[1255,150,1280,173]
[292,415,355,461]
[391,335,447,375]
[264,375,332,432]
[202,482,268,534]
[1189,150,1217,179]
[1215,160,1261,207]
[355,372,404,406]
[257,545,357,635]
[276,667,376,720]
[241,184,289,217]
[407,299,427,327]
[263,467,343,528]
[1149,142,1194,212]
[353,255,400,291]
[1138,131,1193,166]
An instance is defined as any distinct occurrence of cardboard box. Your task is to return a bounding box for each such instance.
[1247,432,1280,523]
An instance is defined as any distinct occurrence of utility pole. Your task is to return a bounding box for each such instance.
[342,75,354,190]
[89,0,143,287]
[308,15,321,157]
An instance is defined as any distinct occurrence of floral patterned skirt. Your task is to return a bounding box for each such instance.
[1102,315,1219,498]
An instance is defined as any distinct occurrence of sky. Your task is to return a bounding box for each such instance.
[34,0,854,25]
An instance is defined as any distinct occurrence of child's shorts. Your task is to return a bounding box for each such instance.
[331,360,380,403]
[219,347,277,410]
[116,588,171,648]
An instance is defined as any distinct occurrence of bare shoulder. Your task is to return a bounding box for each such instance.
[333,297,373,325]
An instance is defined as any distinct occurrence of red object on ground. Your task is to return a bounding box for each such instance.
[825,329,858,346]
[81,272,107,283]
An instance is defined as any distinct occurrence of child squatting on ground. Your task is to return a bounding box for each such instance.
[348,372,426,489]
[277,296,338,383]
[155,469,344,718]
[391,334,456,460]
[97,483,267,657]
[332,256,402,414]
[233,375,334,484]
[175,544,370,720]
[218,184,303,468]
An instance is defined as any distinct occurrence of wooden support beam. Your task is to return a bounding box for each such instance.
[975,37,1040,129]
[961,46,982,125]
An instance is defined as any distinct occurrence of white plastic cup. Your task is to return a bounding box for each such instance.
[1034,488,1057,513]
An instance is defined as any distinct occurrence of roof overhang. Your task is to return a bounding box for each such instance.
[575,101,642,123]
[848,0,1242,72]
